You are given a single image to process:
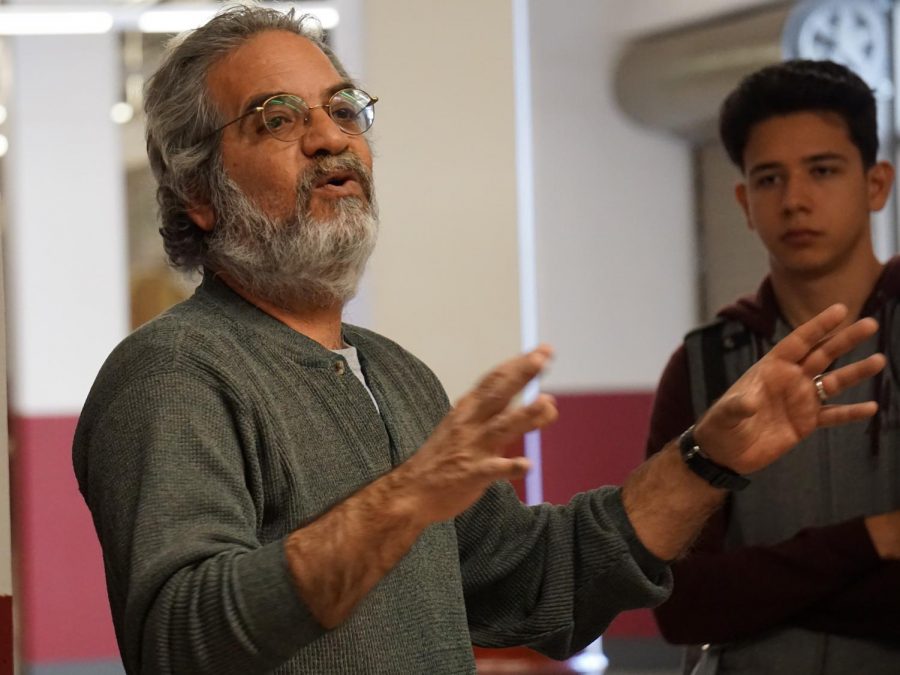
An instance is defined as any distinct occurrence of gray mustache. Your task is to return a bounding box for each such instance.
[297,153,374,204]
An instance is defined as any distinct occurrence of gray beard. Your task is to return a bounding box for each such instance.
[204,153,378,310]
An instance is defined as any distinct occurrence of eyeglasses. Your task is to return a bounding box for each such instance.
[209,88,378,142]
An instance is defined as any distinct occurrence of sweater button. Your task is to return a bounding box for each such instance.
[334,360,346,375]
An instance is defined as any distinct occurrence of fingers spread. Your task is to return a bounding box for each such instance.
[770,303,848,363]
[817,353,886,399]
[455,345,553,424]
[809,353,883,427]
[818,401,879,427]
[479,456,532,483]
[801,317,880,377]
[480,394,558,450]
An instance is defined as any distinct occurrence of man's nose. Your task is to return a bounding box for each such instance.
[781,173,812,214]
[300,107,350,157]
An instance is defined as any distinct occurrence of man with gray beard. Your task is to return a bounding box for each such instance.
[73,6,887,675]
[206,152,377,309]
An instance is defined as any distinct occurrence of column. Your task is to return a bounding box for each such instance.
[4,32,128,674]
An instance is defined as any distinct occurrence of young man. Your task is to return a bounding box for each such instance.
[73,13,884,674]
[647,60,900,675]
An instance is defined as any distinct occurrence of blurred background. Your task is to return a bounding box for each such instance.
[0,0,896,673]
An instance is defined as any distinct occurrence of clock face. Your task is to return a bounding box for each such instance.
[784,0,891,94]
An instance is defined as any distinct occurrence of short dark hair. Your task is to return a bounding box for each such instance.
[719,59,878,170]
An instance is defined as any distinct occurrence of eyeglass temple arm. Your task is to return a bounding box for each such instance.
[206,109,259,140]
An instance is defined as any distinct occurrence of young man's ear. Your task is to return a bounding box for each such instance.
[734,182,754,231]
[867,161,895,212]
[187,204,215,232]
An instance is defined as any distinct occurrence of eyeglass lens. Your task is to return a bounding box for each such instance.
[262,89,375,141]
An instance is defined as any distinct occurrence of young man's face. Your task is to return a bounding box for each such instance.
[735,111,893,278]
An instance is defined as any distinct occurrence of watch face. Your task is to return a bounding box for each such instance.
[783,0,891,93]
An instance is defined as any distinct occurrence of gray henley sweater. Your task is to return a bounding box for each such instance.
[73,275,670,674]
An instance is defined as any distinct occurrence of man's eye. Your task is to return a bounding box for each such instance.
[811,165,837,177]
[330,105,357,121]
[263,113,300,137]
[266,115,289,130]
[754,174,779,188]
[262,101,304,136]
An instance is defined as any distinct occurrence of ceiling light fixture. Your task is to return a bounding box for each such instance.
[0,4,339,37]
[0,10,114,36]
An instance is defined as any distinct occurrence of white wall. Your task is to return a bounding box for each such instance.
[5,34,129,416]
[0,250,8,600]
[529,0,772,392]
[358,0,777,399]
[363,0,521,401]
[528,2,693,392]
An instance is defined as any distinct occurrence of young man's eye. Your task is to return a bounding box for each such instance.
[811,165,838,177]
[754,174,779,188]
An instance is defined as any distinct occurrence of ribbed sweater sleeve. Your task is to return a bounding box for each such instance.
[458,481,671,658]
[77,369,323,675]
[647,346,886,646]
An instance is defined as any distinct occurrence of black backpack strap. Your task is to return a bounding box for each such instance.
[684,319,754,417]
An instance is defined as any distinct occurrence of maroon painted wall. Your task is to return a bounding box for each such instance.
[0,595,11,675]
[542,391,659,639]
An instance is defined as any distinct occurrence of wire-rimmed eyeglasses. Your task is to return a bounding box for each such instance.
[208,88,378,142]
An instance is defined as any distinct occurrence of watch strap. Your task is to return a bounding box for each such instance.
[678,425,750,491]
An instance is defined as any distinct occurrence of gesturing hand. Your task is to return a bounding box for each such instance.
[694,304,885,475]
[285,346,558,629]
[397,345,558,526]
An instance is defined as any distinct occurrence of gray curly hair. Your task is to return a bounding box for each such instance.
[144,4,352,270]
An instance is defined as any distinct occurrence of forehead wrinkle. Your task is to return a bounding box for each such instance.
[207,31,343,118]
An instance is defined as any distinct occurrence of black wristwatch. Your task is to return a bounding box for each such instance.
[678,425,750,491]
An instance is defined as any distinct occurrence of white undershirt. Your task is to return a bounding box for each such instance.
[332,345,379,412]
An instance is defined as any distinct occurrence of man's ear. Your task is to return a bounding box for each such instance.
[187,203,215,232]
[734,182,754,231]
[867,160,895,212]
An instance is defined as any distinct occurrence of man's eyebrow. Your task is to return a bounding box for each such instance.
[238,82,357,115]
[748,161,783,177]
[748,152,849,177]
[241,92,282,112]
[803,152,848,164]
[324,80,357,97]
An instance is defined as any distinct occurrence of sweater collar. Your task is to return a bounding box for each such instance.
[195,272,349,368]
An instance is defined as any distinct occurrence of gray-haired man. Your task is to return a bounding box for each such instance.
[73,7,885,674]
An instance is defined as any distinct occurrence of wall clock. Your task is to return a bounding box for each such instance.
[783,0,892,96]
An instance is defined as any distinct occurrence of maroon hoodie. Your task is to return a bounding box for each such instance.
[645,256,900,645]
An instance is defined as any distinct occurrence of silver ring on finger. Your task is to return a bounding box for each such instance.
[813,373,828,404]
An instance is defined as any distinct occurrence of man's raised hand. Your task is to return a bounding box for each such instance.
[694,304,885,475]
[397,345,558,525]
